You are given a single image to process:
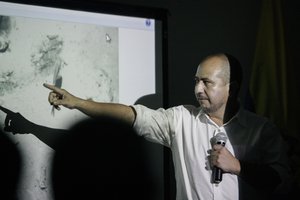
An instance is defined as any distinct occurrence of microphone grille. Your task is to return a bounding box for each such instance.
[210,132,227,146]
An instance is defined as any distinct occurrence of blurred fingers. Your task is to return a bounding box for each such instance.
[43,83,65,95]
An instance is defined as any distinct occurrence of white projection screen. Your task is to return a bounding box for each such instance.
[0,0,167,199]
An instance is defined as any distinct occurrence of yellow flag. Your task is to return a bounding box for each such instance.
[250,0,287,130]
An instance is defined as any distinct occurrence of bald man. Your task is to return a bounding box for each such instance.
[44,53,290,200]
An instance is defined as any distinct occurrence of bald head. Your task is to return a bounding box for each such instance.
[198,53,230,85]
[198,53,243,90]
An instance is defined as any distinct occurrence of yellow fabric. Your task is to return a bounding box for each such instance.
[250,0,288,131]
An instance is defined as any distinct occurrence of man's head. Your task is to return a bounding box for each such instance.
[194,53,242,115]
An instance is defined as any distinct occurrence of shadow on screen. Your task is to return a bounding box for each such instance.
[0,126,21,200]
[134,93,163,109]
[0,106,68,150]
[135,94,177,200]
[51,116,158,200]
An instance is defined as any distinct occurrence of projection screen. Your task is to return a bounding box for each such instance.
[0,1,167,199]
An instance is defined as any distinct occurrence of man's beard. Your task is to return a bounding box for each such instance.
[201,106,215,114]
[200,103,223,115]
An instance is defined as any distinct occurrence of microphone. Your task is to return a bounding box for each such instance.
[210,132,227,184]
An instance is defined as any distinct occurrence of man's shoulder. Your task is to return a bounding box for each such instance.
[167,105,201,118]
[239,108,276,128]
[170,104,200,112]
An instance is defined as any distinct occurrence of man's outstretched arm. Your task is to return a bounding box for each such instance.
[43,83,136,125]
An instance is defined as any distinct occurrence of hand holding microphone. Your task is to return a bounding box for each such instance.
[210,132,241,183]
[210,132,227,184]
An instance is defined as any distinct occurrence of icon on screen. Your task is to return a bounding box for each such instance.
[145,19,151,27]
[105,34,111,43]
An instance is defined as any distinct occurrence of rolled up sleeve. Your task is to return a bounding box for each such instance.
[131,104,175,147]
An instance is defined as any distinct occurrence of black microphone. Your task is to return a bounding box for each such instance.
[210,132,227,184]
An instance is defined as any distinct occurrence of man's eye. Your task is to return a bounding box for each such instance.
[204,81,213,86]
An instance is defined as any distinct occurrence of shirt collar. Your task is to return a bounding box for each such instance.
[196,106,247,128]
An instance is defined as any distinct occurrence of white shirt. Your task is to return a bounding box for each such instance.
[132,104,239,200]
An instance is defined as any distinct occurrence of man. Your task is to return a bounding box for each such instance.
[44,53,290,200]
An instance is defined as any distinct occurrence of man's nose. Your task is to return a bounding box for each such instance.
[195,81,204,93]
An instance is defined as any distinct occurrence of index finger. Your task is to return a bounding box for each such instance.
[213,144,223,151]
[0,105,14,115]
[43,83,64,94]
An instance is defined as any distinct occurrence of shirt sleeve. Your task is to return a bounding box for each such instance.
[131,104,176,147]
[259,121,291,182]
[239,118,292,194]
[239,160,281,192]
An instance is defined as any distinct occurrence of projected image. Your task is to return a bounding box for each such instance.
[0,15,118,199]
